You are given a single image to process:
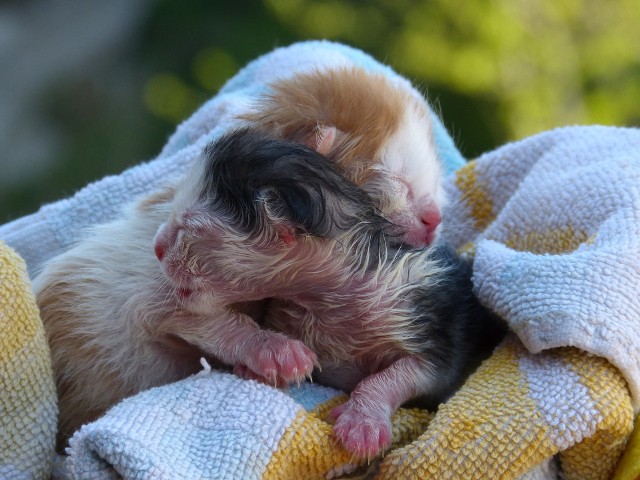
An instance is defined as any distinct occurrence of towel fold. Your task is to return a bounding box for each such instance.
[443,125,640,409]
[52,336,634,480]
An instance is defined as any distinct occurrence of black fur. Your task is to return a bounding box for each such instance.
[407,244,507,409]
[201,128,390,242]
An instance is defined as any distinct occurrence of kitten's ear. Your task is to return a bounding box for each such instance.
[275,223,296,246]
[305,125,339,156]
[258,187,300,247]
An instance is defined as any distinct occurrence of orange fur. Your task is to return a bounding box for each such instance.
[36,260,167,449]
[138,185,177,211]
[242,67,422,184]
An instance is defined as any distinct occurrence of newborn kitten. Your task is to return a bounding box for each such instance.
[34,128,385,449]
[153,129,504,459]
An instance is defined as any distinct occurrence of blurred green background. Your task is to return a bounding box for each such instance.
[2,0,639,222]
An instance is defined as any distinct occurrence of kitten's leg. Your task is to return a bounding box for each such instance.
[232,303,317,387]
[330,355,432,459]
[232,364,293,387]
[167,311,316,385]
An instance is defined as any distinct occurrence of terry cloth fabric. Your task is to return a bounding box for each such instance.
[0,40,465,279]
[51,337,632,480]
[52,367,433,480]
[1,39,638,479]
[0,241,57,480]
[443,125,640,408]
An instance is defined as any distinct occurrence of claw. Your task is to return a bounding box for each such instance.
[245,334,315,385]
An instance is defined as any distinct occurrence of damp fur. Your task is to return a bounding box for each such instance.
[34,128,504,458]
[34,128,389,449]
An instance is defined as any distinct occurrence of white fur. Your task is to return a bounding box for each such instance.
[379,105,444,208]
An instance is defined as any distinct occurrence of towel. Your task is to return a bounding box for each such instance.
[444,125,640,407]
[1,41,638,479]
[50,337,633,480]
[613,416,640,480]
[0,241,57,480]
[52,366,430,480]
[390,125,640,479]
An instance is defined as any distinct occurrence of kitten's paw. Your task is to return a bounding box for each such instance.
[330,401,392,459]
[246,333,316,386]
[233,364,291,388]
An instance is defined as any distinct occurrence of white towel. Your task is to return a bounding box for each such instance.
[442,125,640,408]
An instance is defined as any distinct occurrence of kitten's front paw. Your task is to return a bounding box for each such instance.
[245,333,316,386]
[233,364,287,388]
[330,400,392,459]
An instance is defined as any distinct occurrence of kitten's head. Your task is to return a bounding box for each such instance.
[153,128,389,311]
[242,67,446,248]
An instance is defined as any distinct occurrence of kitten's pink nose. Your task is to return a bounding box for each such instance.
[153,222,179,262]
[154,242,166,261]
[421,209,441,231]
[420,209,441,244]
